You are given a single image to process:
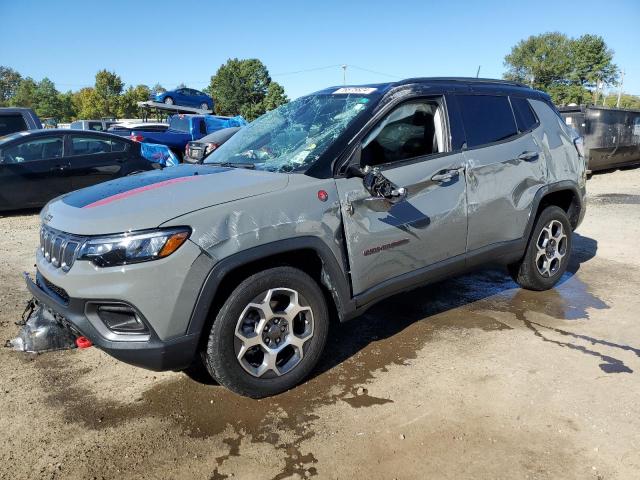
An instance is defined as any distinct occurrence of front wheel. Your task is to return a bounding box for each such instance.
[203,267,329,398]
[164,97,174,105]
[200,102,209,110]
[509,206,572,291]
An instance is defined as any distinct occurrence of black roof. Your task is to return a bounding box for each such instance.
[314,77,542,98]
[397,77,530,88]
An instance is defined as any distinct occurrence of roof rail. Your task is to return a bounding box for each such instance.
[399,77,531,89]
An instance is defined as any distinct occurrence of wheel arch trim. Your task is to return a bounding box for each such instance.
[526,180,584,237]
[185,237,354,340]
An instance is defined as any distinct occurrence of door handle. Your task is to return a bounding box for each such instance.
[431,167,463,182]
[49,165,66,172]
[518,151,539,162]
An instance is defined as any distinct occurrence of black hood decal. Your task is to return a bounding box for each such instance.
[63,165,228,208]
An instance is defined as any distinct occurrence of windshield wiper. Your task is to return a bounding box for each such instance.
[210,162,256,169]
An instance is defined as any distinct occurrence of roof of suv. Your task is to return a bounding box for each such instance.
[314,77,545,99]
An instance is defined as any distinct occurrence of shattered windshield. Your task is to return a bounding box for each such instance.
[204,94,372,172]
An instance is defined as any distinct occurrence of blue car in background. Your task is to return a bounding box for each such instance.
[153,88,214,111]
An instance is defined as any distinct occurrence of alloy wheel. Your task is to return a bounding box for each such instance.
[535,219,568,277]
[234,288,314,378]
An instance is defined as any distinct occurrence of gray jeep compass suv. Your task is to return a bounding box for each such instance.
[26,78,586,397]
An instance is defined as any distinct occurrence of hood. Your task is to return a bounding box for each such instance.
[41,165,289,235]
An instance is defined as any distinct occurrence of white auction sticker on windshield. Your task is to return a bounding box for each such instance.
[333,87,377,95]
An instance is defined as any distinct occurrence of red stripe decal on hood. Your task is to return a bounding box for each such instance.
[83,176,199,209]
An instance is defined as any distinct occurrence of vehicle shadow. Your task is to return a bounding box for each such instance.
[0,207,41,218]
[591,163,640,177]
[310,232,628,379]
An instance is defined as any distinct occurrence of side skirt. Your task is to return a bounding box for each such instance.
[348,237,526,318]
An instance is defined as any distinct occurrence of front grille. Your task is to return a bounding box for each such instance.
[38,275,70,304]
[40,225,86,272]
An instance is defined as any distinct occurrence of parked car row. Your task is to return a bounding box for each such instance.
[127,114,246,158]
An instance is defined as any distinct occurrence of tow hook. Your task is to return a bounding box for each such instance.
[75,336,93,349]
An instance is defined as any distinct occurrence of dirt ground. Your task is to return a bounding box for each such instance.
[2,168,640,480]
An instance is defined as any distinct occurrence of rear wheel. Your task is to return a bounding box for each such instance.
[203,267,329,398]
[200,102,209,110]
[509,206,572,291]
[164,97,174,105]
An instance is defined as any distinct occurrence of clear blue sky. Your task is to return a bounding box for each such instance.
[1,0,638,99]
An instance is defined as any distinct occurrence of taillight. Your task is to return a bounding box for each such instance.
[204,143,220,155]
[573,136,585,158]
[130,134,144,142]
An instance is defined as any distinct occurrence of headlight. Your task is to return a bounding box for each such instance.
[78,228,190,267]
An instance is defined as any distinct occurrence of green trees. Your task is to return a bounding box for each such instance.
[504,33,619,105]
[603,94,640,110]
[94,70,124,118]
[118,84,151,118]
[5,75,73,120]
[209,58,288,120]
[33,78,62,119]
[72,87,101,120]
[1,61,289,121]
[0,66,22,105]
[11,77,38,110]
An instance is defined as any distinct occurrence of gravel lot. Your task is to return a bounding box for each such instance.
[2,168,640,480]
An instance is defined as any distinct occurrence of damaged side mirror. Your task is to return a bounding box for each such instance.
[344,146,406,203]
[358,165,407,203]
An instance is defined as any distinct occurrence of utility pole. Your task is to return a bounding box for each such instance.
[476,65,481,78]
[617,69,625,108]
[341,65,347,85]
[595,79,603,105]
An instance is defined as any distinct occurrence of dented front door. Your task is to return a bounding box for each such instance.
[336,152,468,296]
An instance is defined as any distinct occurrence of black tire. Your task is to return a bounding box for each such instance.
[203,267,329,398]
[509,206,573,291]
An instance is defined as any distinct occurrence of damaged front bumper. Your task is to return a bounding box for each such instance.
[8,298,79,353]
[19,271,199,371]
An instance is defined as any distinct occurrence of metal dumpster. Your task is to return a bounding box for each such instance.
[559,106,640,172]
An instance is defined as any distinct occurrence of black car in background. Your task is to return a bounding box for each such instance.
[0,129,154,211]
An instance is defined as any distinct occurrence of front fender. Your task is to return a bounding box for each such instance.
[184,236,355,343]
